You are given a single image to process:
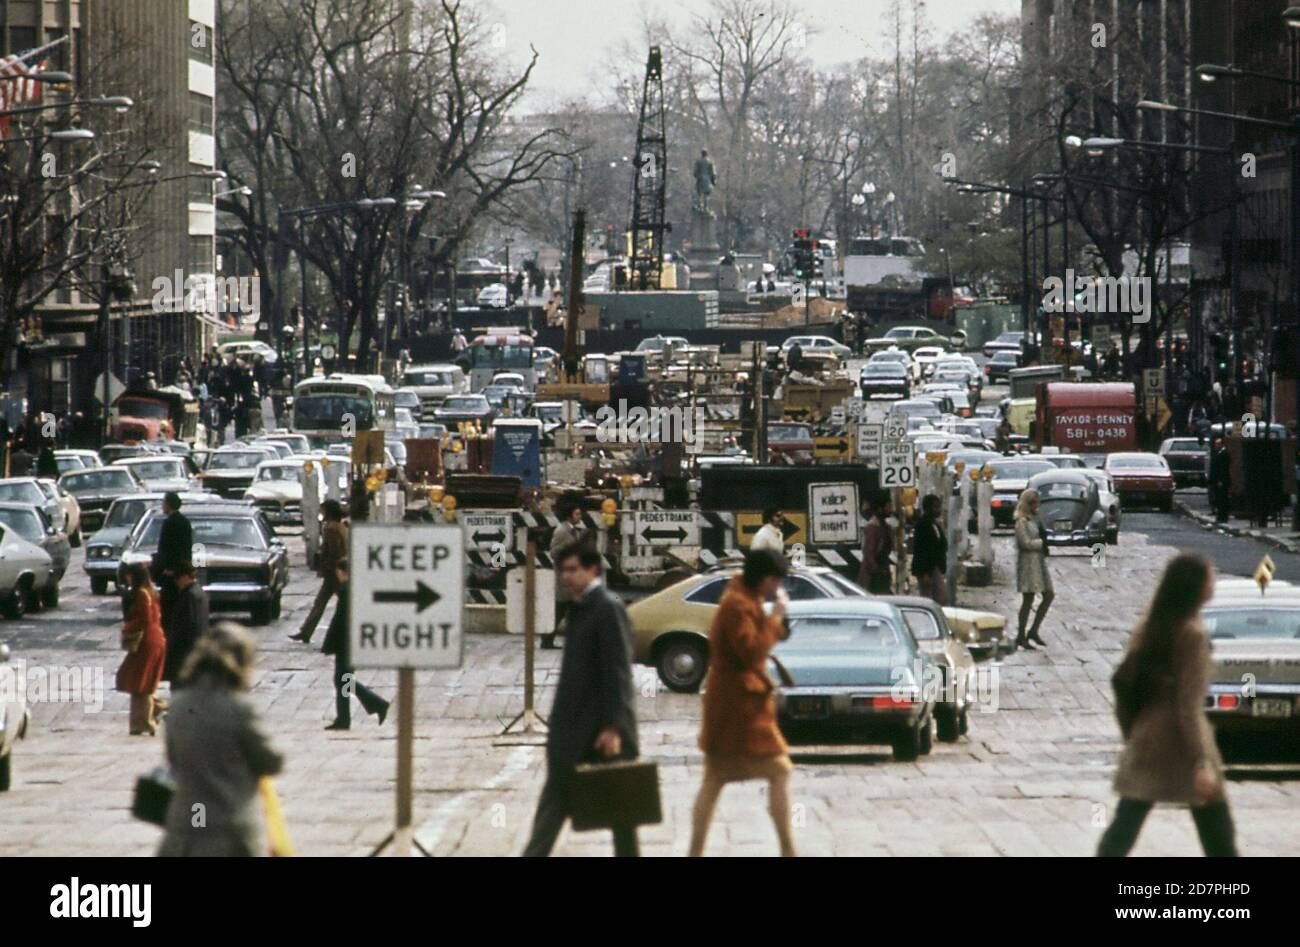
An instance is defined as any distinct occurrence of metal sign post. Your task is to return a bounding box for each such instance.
[500,535,548,738]
[351,523,464,857]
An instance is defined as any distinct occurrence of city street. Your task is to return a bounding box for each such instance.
[4,510,1298,858]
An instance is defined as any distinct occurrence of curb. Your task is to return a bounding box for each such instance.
[1173,500,1300,556]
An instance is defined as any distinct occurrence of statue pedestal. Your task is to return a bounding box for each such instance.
[686,207,721,290]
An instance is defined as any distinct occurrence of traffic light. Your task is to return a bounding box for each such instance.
[792,229,814,280]
[1210,332,1229,381]
[809,239,823,280]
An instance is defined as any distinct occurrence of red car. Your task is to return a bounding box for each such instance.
[1102,452,1175,512]
[767,422,815,465]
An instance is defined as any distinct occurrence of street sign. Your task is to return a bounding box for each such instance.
[862,400,891,425]
[846,397,865,420]
[880,441,916,488]
[1091,324,1111,348]
[830,405,846,427]
[461,512,513,551]
[633,510,700,547]
[856,422,883,464]
[815,435,853,460]
[808,482,860,545]
[349,523,465,670]
[1143,367,1165,396]
[884,415,908,441]
[92,372,125,405]
[736,511,806,547]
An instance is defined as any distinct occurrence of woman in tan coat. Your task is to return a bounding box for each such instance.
[1013,488,1052,649]
[689,550,796,857]
[1098,553,1236,856]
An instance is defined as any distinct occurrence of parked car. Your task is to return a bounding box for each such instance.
[57,466,142,533]
[83,492,215,595]
[119,505,289,624]
[859,360,911,399]
[983,330,1025,358]
[0,515,56,618]
[42,479,82,547]
[1158,436,1209,487]
[0,641,30,790]
[1027,469,1112,547]
[200,447,278,499]
[1103,451,1176,511]
[774,599,937,761]
[0,503,68,608]
[217,339,279,365]
[112,455,198,493]
[0,477,67,534]
[983,457,1056,527]
[984,349,1021,383]
[877,596,977,739]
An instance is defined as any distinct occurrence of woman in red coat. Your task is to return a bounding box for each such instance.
[116,562,167,735]
[689,550,795,856]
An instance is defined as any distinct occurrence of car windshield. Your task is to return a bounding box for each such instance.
[210,452,264,470]
[768,425,810,441]
[443,396,487,411]
[61,470,134,493]
[258,466,298,482]
[56,456,86,473]
[783,616,903,651]
[0,508,44,542]
[899,608,943,641]
[105,498,154,529]
[1109,455,1166,469]
[1204,608,1300,640]
[998,332,1022,343]
[394,392,420,408]
[127,461,185,480]
[117,398,168,420]
[1036,481,1088,500]
[138,515,265,549]
[989,461,1054,479]
[884,329,912,339]
[1165,440,1201,451]
[0,482,45,504]
[864,363,906,376]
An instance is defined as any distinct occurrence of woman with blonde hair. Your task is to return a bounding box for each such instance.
[1014,487,1053,650]
[1098,553,1236,856]
[115,561,166,735]
[158,622,284,857]
[689,549,796,857]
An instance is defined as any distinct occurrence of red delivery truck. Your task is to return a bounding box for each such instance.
[1034,382,1136,453]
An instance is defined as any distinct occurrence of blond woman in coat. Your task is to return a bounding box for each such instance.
[689,549,796,857]
[1098,553,1235,856]
[1013,488,1053,649]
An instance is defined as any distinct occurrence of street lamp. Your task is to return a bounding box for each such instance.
[1284,6,1300,29]
[2,127,95,145]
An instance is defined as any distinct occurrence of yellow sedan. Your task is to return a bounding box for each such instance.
[630,566,1007,692]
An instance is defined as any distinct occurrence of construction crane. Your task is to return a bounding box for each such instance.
[627,46,669,291]
[536,209,610,408]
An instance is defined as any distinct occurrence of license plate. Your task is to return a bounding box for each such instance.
[1252,698,1293,718]
[1053,519,1073,531]
[789,696,830,718]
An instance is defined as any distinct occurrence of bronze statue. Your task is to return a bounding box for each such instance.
[693,149,717,213]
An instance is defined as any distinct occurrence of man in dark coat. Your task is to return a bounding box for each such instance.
[910,494,949,605]
[857,492,894,594]
[154,492,193,633]
[291,499,347,643]
[523,544,639,857]
[1209,437,1232,523]
[163,563,209,686]
[322,558,389,730]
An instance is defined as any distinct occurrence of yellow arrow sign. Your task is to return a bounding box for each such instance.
[815,436,853,459]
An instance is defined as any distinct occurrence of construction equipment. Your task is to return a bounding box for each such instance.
[628,46,670,291]
[537,210,611,408]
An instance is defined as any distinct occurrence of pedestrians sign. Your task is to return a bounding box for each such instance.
[633,510,700,547]
[461,512,513,551]
[856,422,883,465]
[880,441,916,488]
[808,482,860,545]
[349,523,464,670]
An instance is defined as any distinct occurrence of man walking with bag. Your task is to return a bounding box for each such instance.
[291,500,347,643]
[523,544,639,857]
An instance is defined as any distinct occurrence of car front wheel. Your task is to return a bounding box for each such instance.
[2,580,31,619]
[655,637,708,693]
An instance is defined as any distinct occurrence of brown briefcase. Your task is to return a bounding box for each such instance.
[570,759,662,832]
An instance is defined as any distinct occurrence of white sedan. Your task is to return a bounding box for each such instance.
[0,642,30,791]
[112,456,199,494]
[243,460,320,525]
[0,519,55,619]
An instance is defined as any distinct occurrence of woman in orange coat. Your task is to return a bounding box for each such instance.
[689,549,796,856]
[116,562,167,735]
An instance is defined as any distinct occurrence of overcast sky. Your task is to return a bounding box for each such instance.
[481,0,1022,110]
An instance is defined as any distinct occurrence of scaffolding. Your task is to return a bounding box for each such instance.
[628,46,669,291]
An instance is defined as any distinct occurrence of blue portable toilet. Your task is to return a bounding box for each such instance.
[491,418,544,488]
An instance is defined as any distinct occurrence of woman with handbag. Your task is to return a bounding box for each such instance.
[1013,488,1053,650]
[159,622,284,857]
[1098,554,1236,856]
[689,549,796,857]
[115,562,166,736]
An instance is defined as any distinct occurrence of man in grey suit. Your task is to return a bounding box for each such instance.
[523,543,639,856]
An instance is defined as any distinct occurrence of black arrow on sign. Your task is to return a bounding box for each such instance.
[472,529,506,544]
[374,581,441,614]
[641,526,688,543]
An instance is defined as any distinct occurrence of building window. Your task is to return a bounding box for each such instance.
[188,235,213,274]
[189,172,214,204]
[188,91,213,133]
[188,21,214,65]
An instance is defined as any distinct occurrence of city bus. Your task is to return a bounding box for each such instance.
[466,330,535,392]
[291,373,395,446]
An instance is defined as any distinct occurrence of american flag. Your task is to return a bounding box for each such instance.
[0,48,48,139]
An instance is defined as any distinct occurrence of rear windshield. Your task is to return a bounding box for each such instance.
[1205,608,1300,640]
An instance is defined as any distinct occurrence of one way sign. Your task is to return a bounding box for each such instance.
[350,523,464,670]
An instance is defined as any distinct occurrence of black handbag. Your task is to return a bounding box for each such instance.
[570,758,662,832]
[132,767,176,826]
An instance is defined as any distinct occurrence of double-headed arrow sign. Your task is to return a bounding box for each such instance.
[641,526,689,544]
[472,529,506,545]
[373,580,441,614]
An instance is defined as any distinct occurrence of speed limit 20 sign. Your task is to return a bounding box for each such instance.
[880,441,916,488]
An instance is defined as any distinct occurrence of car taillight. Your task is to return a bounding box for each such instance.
[857,695,914,709]
[1215,694,1240,710]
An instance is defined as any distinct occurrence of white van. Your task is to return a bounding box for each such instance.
[401,364,469,420]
